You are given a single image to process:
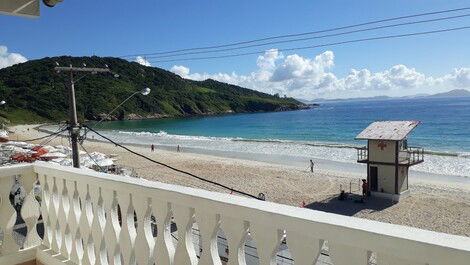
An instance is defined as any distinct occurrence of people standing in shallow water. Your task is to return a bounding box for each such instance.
[310,159,314,172]
[151,144,155,152]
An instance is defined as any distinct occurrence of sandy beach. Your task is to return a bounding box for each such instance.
[7,124,470,237]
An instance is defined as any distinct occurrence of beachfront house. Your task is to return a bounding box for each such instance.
[356,120,424,201]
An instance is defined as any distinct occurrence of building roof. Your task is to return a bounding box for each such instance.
[0,0,40,18]
[355,120,420,141]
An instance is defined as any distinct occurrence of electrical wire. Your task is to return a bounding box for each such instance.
[20,128,68,142]
[147,25,470,63]
[79,142,107,172]
[37,124,69,146]
[119,6,470,58]
[138,13,470,59]
[38,129,65,146]
[83,125,262,200]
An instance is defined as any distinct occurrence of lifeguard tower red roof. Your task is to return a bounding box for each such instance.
[355,120,420,141]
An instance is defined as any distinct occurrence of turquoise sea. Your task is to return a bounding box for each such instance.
[93,97,470,178]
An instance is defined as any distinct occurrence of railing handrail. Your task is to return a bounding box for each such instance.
[0,163,35,179]
[30,162,469,252]
[1,162,467,265]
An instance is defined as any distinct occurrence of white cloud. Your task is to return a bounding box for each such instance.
[0,45,27,69]
[447,68,470,88]
[170,65,190,77]
[340,65,431,91]
[135,56,151,67]
[169,49,470,99]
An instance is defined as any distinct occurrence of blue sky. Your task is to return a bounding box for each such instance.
[1,0,470,98]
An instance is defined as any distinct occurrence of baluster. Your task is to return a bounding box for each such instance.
[153,200,175,265]
[0,174,19,254]
[329,242,369,265]
[287,230,323,265]
[220,217,249,265]
[103,190,121,265]
[18,173,41,249]
[78,182,95,265]
[38,174,52,248]
[194,210,221,265]
[48,176,61,254]
[250,223,283,265]
[66,180,83,264]
[134,195,155,265]
[57,178,71,258]
[117,191,137,265]
[91,186,107,265]
[173,205,198,265]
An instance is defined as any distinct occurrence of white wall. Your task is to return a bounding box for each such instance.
[369,140,396,163]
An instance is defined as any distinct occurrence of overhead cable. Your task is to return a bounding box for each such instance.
[20,127,68,142]
[147,26,470,63]
[84,125,262,200]
[140,14,470,59]
[119,7,470,58]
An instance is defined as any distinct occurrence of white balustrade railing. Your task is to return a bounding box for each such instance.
[1,162,470,265]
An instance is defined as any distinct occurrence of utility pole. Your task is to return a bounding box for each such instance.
[55,64,112,168]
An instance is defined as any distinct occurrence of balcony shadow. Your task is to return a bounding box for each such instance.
[305,193,397,216]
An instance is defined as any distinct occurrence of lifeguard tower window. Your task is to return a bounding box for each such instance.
[370,166,378,192]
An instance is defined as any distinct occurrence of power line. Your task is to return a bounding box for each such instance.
[84,125,262,200]
[20,128,68,142]
[38,125,68,146]
[140,13,470,59]
[119,6,470,58]
[147,25,470,63]
[79,142,107,172]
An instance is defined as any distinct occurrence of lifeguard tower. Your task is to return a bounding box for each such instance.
[355,121,424,201]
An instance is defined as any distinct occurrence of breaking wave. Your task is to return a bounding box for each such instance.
[115,130,469,157]
[41,125,470,178]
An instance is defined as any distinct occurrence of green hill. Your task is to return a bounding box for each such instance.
[0,56,305,124]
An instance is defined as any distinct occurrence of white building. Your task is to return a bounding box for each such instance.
[356,120,424,201]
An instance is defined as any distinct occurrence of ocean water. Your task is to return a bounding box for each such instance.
[93,97,470,178]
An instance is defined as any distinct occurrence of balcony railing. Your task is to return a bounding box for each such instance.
[357,146,424,166]
[399,146,425,165]
[1,162,469,265]
[356,146,368,163]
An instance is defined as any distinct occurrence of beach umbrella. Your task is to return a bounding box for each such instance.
[40,152,67,158]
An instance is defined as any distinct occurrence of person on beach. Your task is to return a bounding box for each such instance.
[362,179,368,201]
[310,159,314,172]
[151,144,155,152]
[177,145,180,152]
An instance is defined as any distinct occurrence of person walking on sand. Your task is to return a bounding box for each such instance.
[151,144,155,152]
[309,159,314,172]
[362,179,369,202]
[177,145,180,152]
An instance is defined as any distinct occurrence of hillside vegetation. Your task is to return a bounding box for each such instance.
[0,56,304,124]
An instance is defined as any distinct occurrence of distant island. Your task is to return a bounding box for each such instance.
[298,89,470,104]
[0,56,306,124]
[426,89,470,98]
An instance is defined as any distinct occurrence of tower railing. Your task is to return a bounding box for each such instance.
[356,146,368,163]
[399,146,425,165]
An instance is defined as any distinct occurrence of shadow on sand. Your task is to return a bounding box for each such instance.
[305,193,397,216]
